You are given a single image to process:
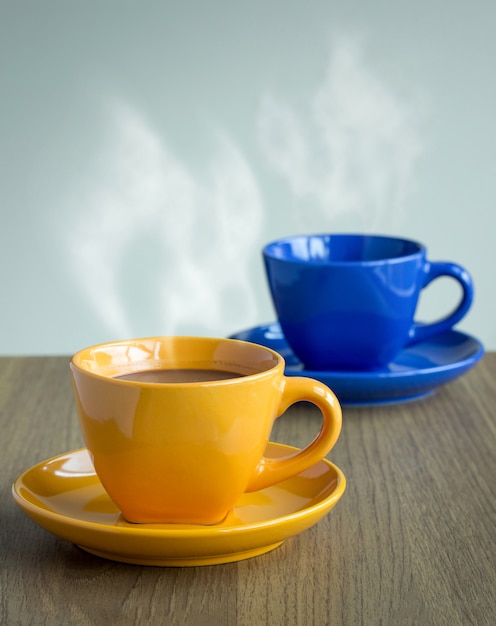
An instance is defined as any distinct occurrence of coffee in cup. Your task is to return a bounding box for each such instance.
[70,336,342,524]
[263,233,474,371]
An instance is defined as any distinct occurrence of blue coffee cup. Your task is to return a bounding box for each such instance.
[263,234,474,371]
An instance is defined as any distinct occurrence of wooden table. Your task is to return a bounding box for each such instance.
[1,354,495,625]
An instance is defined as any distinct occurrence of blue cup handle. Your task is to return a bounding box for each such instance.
[408,261,474,345]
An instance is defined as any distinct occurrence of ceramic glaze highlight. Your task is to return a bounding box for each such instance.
[70,336,342,524]
[263,234,474,371]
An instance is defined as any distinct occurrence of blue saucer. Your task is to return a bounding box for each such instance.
[229,323,484,406]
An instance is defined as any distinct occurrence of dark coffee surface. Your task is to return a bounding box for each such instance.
[114,368,244,383]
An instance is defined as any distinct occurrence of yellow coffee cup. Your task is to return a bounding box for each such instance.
[70,336,342,524]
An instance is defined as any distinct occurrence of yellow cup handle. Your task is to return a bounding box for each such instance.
[245,376,342,492]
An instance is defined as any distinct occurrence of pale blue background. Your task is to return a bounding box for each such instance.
[1,0,494,354]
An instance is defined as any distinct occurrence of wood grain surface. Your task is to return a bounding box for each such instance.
[1,355,495,625]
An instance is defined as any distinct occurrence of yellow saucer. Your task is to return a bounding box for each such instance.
[12,443,346,566]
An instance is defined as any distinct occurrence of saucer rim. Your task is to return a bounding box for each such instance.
[229,324,484,406]
[232,324,484,379]
[12,443,346,538]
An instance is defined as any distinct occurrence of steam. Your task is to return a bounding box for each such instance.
[64,36,424,339]
[66,103,263,338]
[257,36,424,229]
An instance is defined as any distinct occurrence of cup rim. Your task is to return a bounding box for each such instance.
[263,233,425,265]
[70,335,284,386]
